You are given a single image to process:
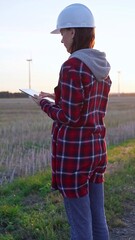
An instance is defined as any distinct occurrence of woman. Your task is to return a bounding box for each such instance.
[34,3,112,240]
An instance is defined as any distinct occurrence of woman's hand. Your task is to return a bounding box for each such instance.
[30,91,55,106]
[39,92,55,100]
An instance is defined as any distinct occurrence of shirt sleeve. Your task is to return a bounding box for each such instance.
[40,60,84,125]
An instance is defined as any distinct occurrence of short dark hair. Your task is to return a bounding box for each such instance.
[70,28,95,53]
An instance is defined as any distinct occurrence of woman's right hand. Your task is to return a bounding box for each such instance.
[39,91,55,100]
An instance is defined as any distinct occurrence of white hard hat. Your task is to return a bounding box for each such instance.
[51,3,95,34]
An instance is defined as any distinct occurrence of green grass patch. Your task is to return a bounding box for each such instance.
[107,139,135,162]
[0,140,135,239]
[105,139,135,227]
[0,168,69,240]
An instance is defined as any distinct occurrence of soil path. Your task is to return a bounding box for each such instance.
[110,201,135,239]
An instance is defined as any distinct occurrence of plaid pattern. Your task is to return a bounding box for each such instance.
[40,58,112,198]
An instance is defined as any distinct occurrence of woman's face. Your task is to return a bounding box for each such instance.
[60,28,75,53]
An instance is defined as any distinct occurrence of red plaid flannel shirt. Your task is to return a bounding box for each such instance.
[40,58,112,198]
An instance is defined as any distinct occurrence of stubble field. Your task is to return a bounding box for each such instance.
[0,95,135,184]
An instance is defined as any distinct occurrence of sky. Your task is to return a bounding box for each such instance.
[0,0,135,93]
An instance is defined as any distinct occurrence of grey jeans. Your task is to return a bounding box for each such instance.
[64,183,109,240]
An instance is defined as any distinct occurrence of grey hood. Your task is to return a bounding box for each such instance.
[69,48,111,81]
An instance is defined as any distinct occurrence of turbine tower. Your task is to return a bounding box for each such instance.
[26,59,32,89]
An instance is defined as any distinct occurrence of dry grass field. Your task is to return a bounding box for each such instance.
[0,98,52,184]
[0,96,135,184]
[106,95,135,144]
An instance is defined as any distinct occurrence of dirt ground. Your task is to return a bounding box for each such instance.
[110,201,135,239]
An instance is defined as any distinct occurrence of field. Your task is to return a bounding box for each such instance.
[0,96,135,183]
[0,96,135,239]
[105,95,135,145]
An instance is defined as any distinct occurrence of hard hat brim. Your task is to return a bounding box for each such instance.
[51,28,61,34]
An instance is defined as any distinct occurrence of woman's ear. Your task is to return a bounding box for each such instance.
[71,28,75,39]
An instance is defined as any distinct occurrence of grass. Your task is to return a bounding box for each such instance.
[105,139,135,227]
[105,140,135,227]
[0,139,135,239]
[0,168,69,240]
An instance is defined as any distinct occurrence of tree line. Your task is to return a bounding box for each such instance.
[0,91,135,98]
[0,91,28,98]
